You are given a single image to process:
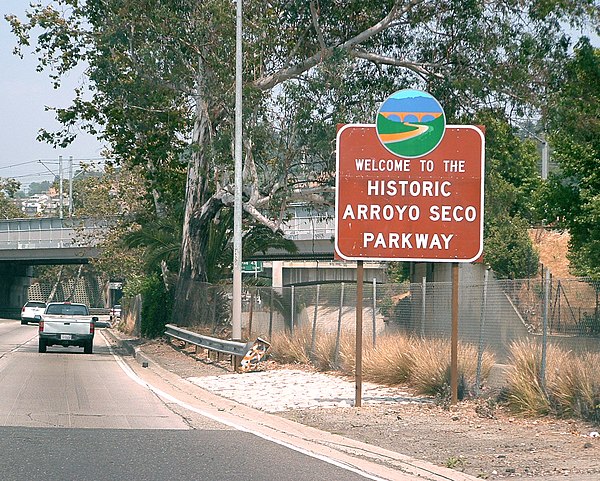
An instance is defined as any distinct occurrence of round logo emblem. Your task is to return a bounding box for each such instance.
[376,89,446,158]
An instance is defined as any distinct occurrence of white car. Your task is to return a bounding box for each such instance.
[21,301,47,325]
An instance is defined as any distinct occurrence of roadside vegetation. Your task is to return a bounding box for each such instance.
[269,327,495,400]
[269,329,600,424]
[7,1,599,328]
[506,340,600,423]
[5,1,598,430]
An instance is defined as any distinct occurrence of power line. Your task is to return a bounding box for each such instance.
[9,171,56,180]
[0,160,40,170]
[0,157,111,170]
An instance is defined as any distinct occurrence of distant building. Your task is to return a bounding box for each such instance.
[20,192,70,217]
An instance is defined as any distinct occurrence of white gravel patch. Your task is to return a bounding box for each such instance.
[187,369,430,413]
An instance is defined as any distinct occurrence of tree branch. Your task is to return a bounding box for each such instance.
[253,0,424,91]
[309,1,327,52]
[350,48,445,79]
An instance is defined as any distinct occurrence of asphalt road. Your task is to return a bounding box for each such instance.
[0,318,377,481]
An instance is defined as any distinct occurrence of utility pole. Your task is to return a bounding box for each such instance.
[518,122,549,180]
[68,156,73,217]
[541,138,549,180]
[58,155,64,219]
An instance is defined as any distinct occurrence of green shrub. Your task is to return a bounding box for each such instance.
[139,273,173,338]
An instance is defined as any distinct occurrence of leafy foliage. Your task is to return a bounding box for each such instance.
[6,1,597,312]
[27,181,51,195]
[138,273,173,338]
[484,216,540,279]
[472,111,541,278]
[0,177,23,219]
[540,40,600,278]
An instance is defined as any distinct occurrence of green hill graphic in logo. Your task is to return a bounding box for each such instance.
[376,89,446,158]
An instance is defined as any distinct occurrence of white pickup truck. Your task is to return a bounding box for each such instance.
[36,302,98,354]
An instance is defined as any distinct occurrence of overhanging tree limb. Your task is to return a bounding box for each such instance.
[253,0,418,91]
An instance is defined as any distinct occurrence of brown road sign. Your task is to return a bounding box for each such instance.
[335,124,484,261]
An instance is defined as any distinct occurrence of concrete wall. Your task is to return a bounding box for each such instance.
[409,263,530,362]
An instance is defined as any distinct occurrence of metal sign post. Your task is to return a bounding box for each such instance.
[355,260,364,407]
[451,263,459,404]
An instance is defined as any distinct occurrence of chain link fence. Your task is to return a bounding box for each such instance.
[171,275,600,364]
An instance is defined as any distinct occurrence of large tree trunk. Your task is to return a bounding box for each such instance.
[172,62,221,326]
[46,266,64,304]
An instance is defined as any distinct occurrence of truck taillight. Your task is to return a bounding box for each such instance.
[90,322,95,334]
[38,321,44,332]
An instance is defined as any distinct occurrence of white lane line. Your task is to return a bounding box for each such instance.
[100,333,390,481]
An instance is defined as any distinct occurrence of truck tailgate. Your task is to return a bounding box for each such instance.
[41,317,92,335]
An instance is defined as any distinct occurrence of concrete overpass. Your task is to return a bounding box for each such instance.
[0,217,109,317]
[0,217,108,265]
[0,214,336,264]
[0,213,337,317]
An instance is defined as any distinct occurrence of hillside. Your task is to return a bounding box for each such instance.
[529,228,573,278]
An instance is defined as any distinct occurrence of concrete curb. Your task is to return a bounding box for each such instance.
[103,328,155,369]
[101,328,480,481]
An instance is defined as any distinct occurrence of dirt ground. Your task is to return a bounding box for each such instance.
[280,403,600,480]
[132,337,600,481]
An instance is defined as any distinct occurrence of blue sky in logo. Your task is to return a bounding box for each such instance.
[379,90,443,114]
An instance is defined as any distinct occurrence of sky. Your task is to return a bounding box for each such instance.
[0,2,598,192]
[0,1,106,191]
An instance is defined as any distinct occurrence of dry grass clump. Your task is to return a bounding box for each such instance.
[309,330,338,371]
[362,335,414,385]
[270,328,496,396]
[269,326,355,372]
[311,330,355,372]
[507,340,600,422]
[548,352,600,420]
[408,338,495,396]
[268,326,312,365]
[504,340,551,415]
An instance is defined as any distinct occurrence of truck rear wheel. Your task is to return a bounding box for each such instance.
[84,340,93,354]
[38,339,47,353]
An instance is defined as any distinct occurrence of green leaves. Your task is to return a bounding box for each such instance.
[7,0,597,287]
[542,39,600,277]
[474,110,542,278]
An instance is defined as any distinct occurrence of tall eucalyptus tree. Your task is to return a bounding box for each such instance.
[7,0,597,321]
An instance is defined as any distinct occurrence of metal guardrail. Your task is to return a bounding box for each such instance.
[164,324,252,357]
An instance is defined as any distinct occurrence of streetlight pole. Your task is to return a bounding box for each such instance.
[232,0,243,341]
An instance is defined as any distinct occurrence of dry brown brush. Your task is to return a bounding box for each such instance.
[270,328,496,397]
[507,340,600,422]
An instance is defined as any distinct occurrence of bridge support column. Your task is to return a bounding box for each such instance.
[272,261,283,290]
[0,265,33,319]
